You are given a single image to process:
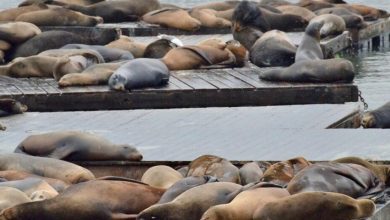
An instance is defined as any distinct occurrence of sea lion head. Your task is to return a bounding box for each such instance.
[232,1,270,32]
[305,20,325,40]
[118,144,143,161]
[108,73,127,91]
[362,112,376,128]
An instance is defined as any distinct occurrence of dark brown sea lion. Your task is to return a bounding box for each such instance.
[64,0,161,23]
[310,14,346,38]
[0,153,94,184]
[143,39,177,59]
[142,8,201,31]
[189,8,232,28]
[105,35,147,58]
[336,4,389,21]
[295,21,324,62]
[259,58,355,83]
[0,4,48,21]
[0,22,41,44]
[232,26,263,51]
[276,5,316,21]
[0,180,165,220]
[137,182,242,220]
[15,8,103,26]
[158,176,218,204]
[261,157,311,187]
[239,162,269,185]
[201,187,290,220]
[0,187,31,212]
[141,165,184,189]
[187,155,241,184]
[287,162,385,198]
[253,192,375,220]
[0,99,27,117]
[250,30,297,67]
[362,102,390,129]
[15,131,143,161]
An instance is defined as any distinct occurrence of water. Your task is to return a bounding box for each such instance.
[1,0,390,109]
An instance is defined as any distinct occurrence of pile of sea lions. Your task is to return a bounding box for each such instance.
[0,151,388,220]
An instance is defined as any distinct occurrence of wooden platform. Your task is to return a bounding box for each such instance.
[0,66,358,111]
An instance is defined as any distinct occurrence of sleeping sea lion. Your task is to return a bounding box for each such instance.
[239,162,270,185]
[310,14,346,38]
[276,5,316,21]
[315,7,366,29]
[61,44,134,62]
[362,102,390,129]
[143,39,177,59]
[105,35,147,58]
[18,0,104,7]
[0,187,31,212]
[0,4,49,21]
[0,22,41,44]
[336,4,389,21]
[0,178,58,200]
[141,166,184,189]
[189,8,232,28]
[142,8,201,31]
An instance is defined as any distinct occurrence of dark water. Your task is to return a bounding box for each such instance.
[1,0,390,109]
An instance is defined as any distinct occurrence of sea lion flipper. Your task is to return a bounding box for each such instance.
[48,146,74,159]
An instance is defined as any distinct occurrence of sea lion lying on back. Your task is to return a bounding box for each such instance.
[362,102,390,129]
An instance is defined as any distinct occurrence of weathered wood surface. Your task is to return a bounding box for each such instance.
[0,66,358,111]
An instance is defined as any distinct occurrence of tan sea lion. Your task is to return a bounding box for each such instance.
[0,180,165,220]
[201,187,290,220]
[187,155,240,184]
[295,21,324,62]
[0,99,27,117]
[15,8,103,26]
[0,178,58,200]
[105,35,147,58]
[0,40,11,52]
[310,14,346,38]
[0,4,48,21]
[261,157,311,186]
[0,153,95,184]
[189,8,232,28]
[361,102,390,129]
[0,22,41,44]
[336,4,389,21]
[15,131,143,161]
[141,165,184,189]
[58,61,126,87]
[276,5,316,21]
[0,187,31,212]
[137,182,243,220]
[225,40,247,67]
[253,192,375,220]
[239,162,268,185]
[143,8,201,31]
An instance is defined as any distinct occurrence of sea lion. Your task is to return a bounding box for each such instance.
[295,21,324,62]
[0,170,70,192]
[232,26,263,50]
[187,155,241,184]
[143,39,177,59]
[287,162,385,198]
[0,178,58,200]
[239,162,267,185]
[260,58,355,83]
[201,187,290,220]
[0,187,31,212]
[0,40,11,52]
[225,40,247,67]
[336,4,389,21]
[362,102,390,129]
[192,1,241,11]
[310,14,346,38]
[109,58,170,91]
[260,0,291,6]
[250,30,297,67]
[254,192,375,220]
[64,0,161,23]
[158,176,218,204]
[58,61,126,87]
[0,153,95,184]
[189,8,232,28]
[141,165,184,189]
[299,1,334,12]
[0,180,165,220]
[233,1,308,32]
[7,30,116,60]
[333,156,390,185]
[18,0,104,7]
[15,131,143,161]
[15,8,103,26]
[261,157,311,187]
[137,182,242,220]
[315,7,366,29]
[105,35,147,58]
[142,8,201,31]
[276,5,316,21]
[0,22,41,44]
[0,99,27,116]
[61,44,134,62]
[0,4,48,21]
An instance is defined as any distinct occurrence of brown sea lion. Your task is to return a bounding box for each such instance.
[0,22,41,44]
[333,156,390,185]
[232,25,263,50]
[64,0,161,23]
[137,182,242,220]
[299,0,334,12]
[187,155,240,184]
[18,0,104,7]
[277,5,316,21]
[0,187,31,212]
[61,44,134,62]
[315,7,367,29]
[239,162,268,185]
[0,178,58,200]
[15,8,103,26]
[287,162,385,198]
[260,58,355,83]
[261,157,311,186]
[225,40,247,67]
[0,99,27,117]
[0,40,11,52]
[15,131,143,161]
[143,8,201,31]
[143,39,177,59]
[141,165,184,189]
[336,4,389,21]
[253,192,375,220]
[0,51,4,64]
[192,1,240,11]
[310,14,346,38]
[201,187,290,220]
[105,35,147,58]
[250,30,297,67]
[295,21,324,62]
[189,8,232,28]
[58,61,126,87]
[158,176,218,204]
[0,153,94,184]
[0,4,48,21]
[362,102,390,129]
[0,170,70,192]
[0,180,165,220]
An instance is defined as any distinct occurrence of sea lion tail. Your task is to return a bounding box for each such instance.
[355,199,375,218]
